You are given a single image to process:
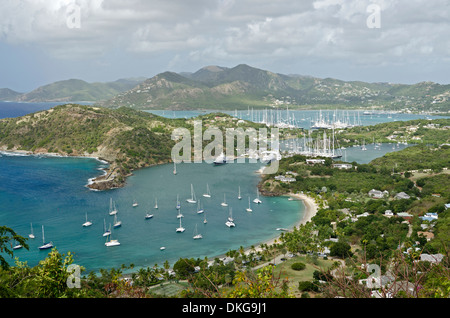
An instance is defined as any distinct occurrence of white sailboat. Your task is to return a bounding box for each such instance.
[361,139,367,151]
[29,223,35,239]
[176,217,185,233]
[221,193,228,207]
[82,212,93,227]
[203,184,211,198]
[154,197,158,209]
[132,199,139,207]
[177,206,184,219]
[105,226,120,247]
[246,196,253,212]
[227,207,234,222]
[225,208,235,227]
[253,189,262,204]
[203,211,208,224]
[113,214,122,228]
[145,211,154,219]
[238,186,242,200]
[102,219,111,237]
[176,194,181,210]
[197,200,204,214]
[13,241,23,250]
[39,225,53,250]
[109,198,117,215]
[186,184,197,204]
[193,224,203,239]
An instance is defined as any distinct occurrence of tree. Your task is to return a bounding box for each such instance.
[330,241,353,258]
[0,226,29,270]
[225,266,292,298]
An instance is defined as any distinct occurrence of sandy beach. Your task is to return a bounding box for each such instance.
[241,192,318,256]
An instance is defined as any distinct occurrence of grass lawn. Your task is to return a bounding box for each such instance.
[273,255,336,297]
[148,281,190,297]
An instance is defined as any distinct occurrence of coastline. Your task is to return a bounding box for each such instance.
[240,192,318,257]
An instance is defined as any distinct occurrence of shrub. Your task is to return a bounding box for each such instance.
[291,262,306,271]
[298,281,319,292]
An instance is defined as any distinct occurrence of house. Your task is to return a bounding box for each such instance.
[384,210,394,217]
[387,281,419,297]
[368,189,388,199]
[397,212,413,222]
[420,212,438,222]
[356,212,370,218]
[445,203,450,210]
[395,192,411,200]
[332,163,353,170]
[306,159,325,165]
[417,231,434,241]
[419,253,444,264]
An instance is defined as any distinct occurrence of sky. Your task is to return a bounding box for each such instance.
[0,0,449,92]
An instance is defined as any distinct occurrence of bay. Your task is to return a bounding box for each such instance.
[0,154,303,274]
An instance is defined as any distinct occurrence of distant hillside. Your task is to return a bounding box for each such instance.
[0,104,176,189]
[0,88,22,101]
[97,64,450,112]
[5,78,145,103]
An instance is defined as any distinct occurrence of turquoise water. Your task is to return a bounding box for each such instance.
[0,155,303,273]
[146,109,449,129]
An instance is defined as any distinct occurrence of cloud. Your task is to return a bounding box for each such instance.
[0,0,448,78]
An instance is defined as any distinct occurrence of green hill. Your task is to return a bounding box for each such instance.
[0,88,22,101]
[11,78,145,102]
[98,64,450,112]
[0,104,177,189]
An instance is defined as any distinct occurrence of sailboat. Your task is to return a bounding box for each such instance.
[176,194,181,210]
[177,206,184,219]
[102,219,111,237]
[253,189,262,204]
[227,207,234,222]
[203,184,211,198]
[221,193,228,207]
[39,225,53,250]
[197,200,204,214]
[246,196,253,212]
[176,217,185,233]
[203,211,208,224]
[225,208,235,227]
[193,224,203,239]
[132,199,139,207]
[154,197,158,209]
[105,225,120,247]
[113,214,122,228]
[361,139,367,151]
[82,212,93,227]
[145,211,154,219]
[238,186,242,200]
[109,198,117,215]
[186,184,197,204]
[13,241,23,250]
[29,223,35,239]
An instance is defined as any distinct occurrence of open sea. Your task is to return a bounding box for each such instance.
[0,101,444,273]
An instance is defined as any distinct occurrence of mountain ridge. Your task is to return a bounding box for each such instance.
[97,64,450,112]
[1,77,146,103]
